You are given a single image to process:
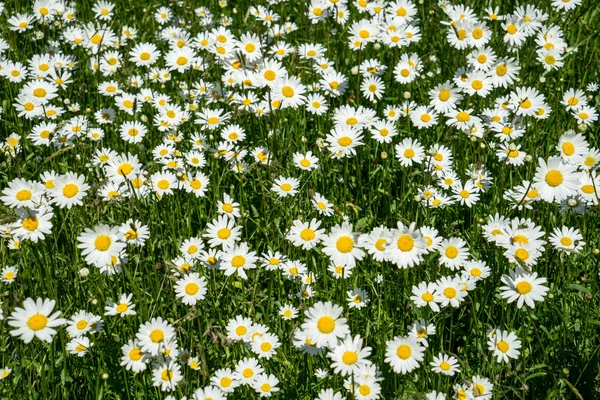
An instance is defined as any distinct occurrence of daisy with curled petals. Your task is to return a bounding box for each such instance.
[499,267,549,309]
[286,218,325,250]
[220,242,258,279]
[488,329,521,363]
[430,353,461,376]
[321,222,365,267]
[549,226,585,254]
[174,273,207,305]
[408,319,436,347]
[8,298,66,343]
[533,156,578,203]
[328,335,372,377]
[410,281,443,312]
[301,301,350,348]
[384,335,424,374]
[136,317,176,356]
[67,336,92,357]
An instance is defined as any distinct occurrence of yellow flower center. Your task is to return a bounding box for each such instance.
[300,229,316,241]
[342,351,358,364]
[150,329,164,343]
[185,282,199,295]
[396,344,411,359]
[116,303,128,313]
[497,340,509,353]
[27,314,48,331]
[317,316,335,333]
[562,142,575,156]
[336,236,354,253]
[445,246,458,259]
[545,170,563,187]
[62,183,79,198]
[231,255,245,268]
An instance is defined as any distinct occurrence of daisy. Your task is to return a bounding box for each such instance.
[410,106,438,129]
[203,215,242,248]
[359,226,393,262]
[193,386,227,400]
[452,180,480,207]
[8,298,66,343]
[408,319,436,347]
[279,304,299,320]
[226,315,253,342]
[293,151,319,171]
[104,293,136,317]
[435,276,468,308]
[557,132,589,164]
[174,273,207,305]
[312,193,335,216]
[251,374,280,397]
[347,288,369,309]
[573,105,599,126]
[234,357,264,384]
[533,156,579,202]
[322,222,365,267]
[136,317,176,356]
[499,267,549,309]
[430,353,461,376]
[251,333,281,360]
[472,375,494,399]
[49,172,90,209]
[384,335,424,374]
[152,359,182,392]
[77,224,125,268]
[301,301,350,348]
[210,368,240,393]
[488,329,521,363]
[562,88,586,111]
[270,76,306,109]
[548,226,585,254]
[1,266,18,284]
[462,260,491,281]
[386,222,427,268]
[12,206,54,243]
[66,310,103,337]
[287,218,325,250]
[67,336,92,357]
[1,178,44,209]
[437,237,469,270]
[328,335,372,376]
[395,138,425,167]
[429,81,463,114]
[271,176,300,198]
[410,281,443,312]
[220,242,258,279]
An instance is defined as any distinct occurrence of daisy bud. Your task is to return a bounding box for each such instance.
[427,148,437,156]
[381,151,388,159]
[351,66,359,75]
[548,293,554,299]
[539,77,546,83]
[508,143,517,151]
[578,124,587,132]
[470,173,479,180]
[525,155,533,162]
[478,218,485,224]
[480,143,486,149]
[101,373,109,380]
[301,136,307,143]
[140,115,148,123]
[403,91,411,99]
[374,43,381,50]
[233,8,238,14]
[414,195,422,202]
[592,248,599,255]
[470,136,477,142]
[79,267,90,277]
[568,199,578,207]
[35,31,44,40]
[85,108,91,113]
[64,99,70,105]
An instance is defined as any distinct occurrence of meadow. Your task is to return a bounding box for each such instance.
[0,0,599,398]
